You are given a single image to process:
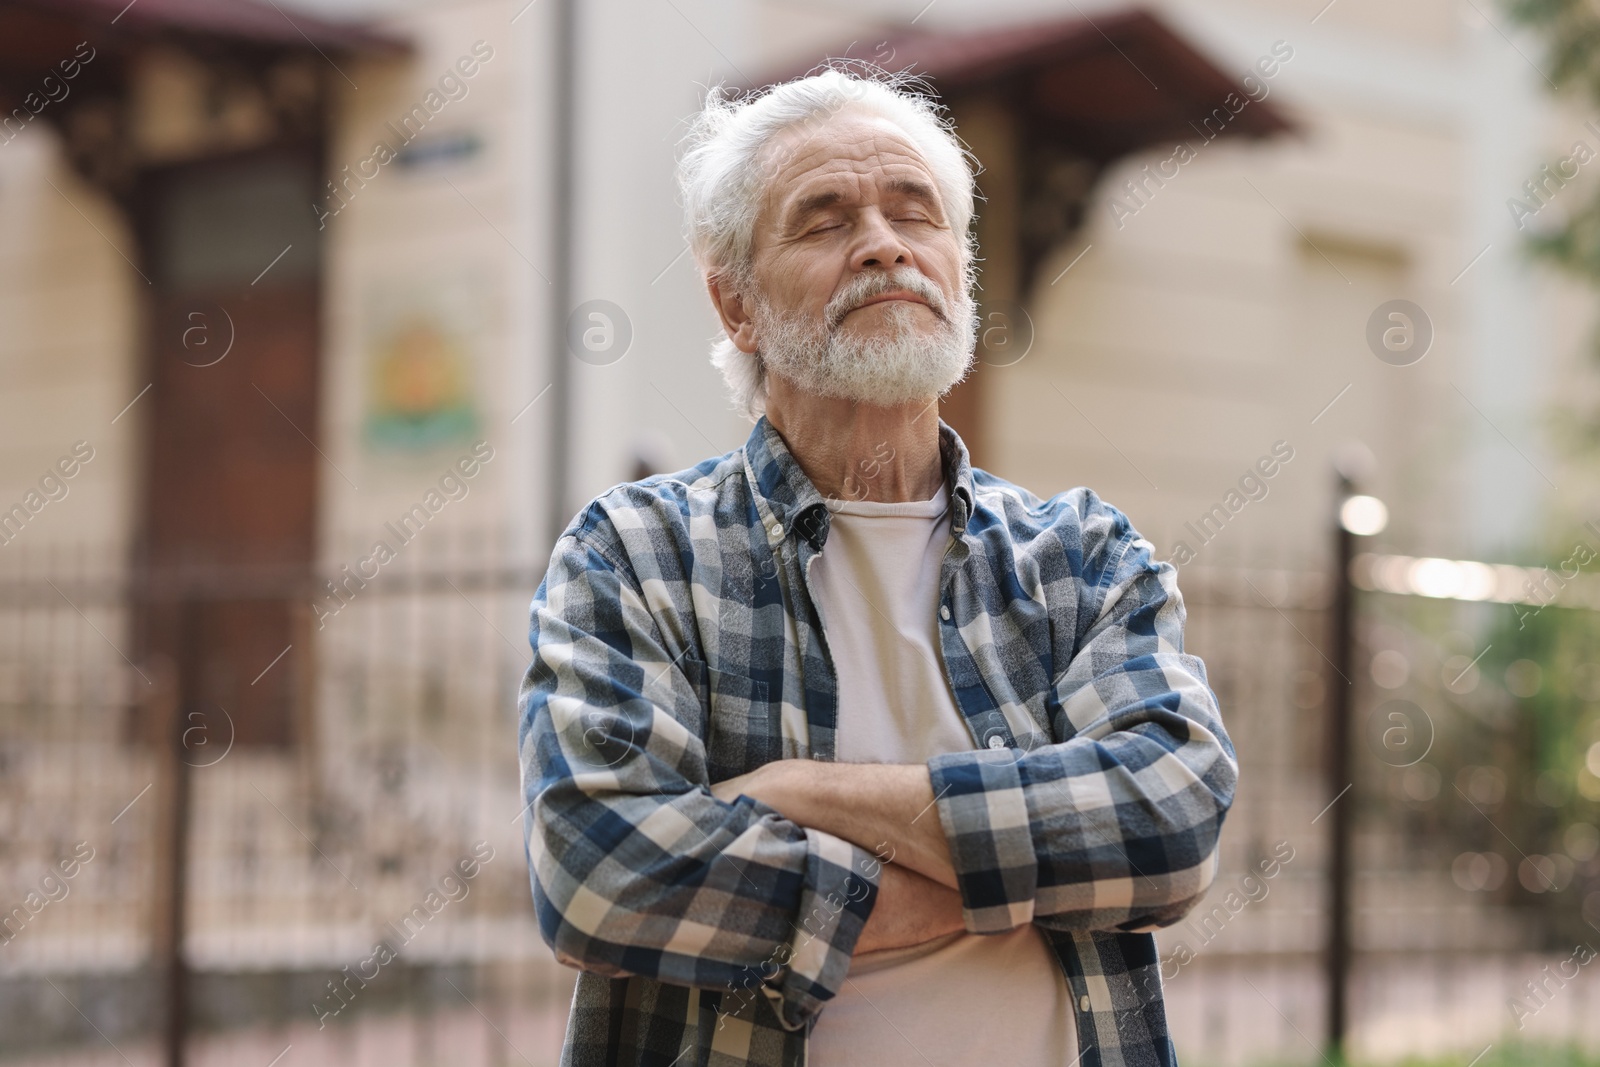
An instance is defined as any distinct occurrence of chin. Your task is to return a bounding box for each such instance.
[841,319,941,348]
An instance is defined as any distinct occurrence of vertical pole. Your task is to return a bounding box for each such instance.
[1326,473,1356,1061]
[150,631,190,1067]
[291,599,320,811]
[546,0,577,550]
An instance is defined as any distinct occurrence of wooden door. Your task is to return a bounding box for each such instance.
[136,148,323,748]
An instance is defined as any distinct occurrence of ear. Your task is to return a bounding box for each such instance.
[707,274,759,354]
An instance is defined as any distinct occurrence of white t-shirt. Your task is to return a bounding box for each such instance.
[804,481,1076,1066]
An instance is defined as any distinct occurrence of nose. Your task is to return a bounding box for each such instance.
[851,206,911,272]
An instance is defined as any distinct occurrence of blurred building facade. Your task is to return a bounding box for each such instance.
[6,0,1588,611]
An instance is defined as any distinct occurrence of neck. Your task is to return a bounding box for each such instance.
[764,376,944,504]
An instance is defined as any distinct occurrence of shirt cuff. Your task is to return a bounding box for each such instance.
[926,748,1039,934]
[759,825,881,1030]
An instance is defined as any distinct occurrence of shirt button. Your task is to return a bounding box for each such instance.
[939,604,951,621]
[986,735,1007,750]
[769,523,783,539]
[1080,995,1091,1012]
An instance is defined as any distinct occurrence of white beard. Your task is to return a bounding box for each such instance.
[750,267,977,409]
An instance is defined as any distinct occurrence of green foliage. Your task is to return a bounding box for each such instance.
[1470,578,1600,944]
[1503,2,1600,301]
[1502,1,1600,281]
[1504,1,1600,103]
[1377,1041,1600,1067]
[1208,1039,1600,1067]
[1499,1,1600,440]
[1351,531,1600,949]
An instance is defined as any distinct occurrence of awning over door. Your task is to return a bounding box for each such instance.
[0,0,410,196]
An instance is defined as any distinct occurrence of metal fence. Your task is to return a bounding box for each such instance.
[0,531,575,1066]
[1168,546,1589,1067]
[0,534,1594,1066]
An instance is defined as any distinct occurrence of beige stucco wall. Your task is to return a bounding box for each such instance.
[317,0,543,567]
[0,129,141,575]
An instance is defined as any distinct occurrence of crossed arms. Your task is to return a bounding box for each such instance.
[709,760,967,955]
[517,517,1236,1031]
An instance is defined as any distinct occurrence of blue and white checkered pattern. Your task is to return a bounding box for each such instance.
[518,414,1237,1067]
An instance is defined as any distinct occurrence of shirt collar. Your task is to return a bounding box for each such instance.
[741,412,975,551]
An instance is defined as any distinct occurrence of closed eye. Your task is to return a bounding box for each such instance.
[805,213,933,235]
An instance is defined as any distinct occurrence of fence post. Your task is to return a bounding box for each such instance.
[1327,471,1357,1061]
[291,598,320,810]
[149,620,191,1066]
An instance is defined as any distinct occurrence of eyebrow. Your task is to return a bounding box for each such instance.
[785,190,844,228]
[781,178,943,230]
[885,178,941,209]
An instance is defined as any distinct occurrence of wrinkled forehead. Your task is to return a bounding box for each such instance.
[753,112,940,228]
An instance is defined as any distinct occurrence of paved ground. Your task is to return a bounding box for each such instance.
[8,952,1600,1066]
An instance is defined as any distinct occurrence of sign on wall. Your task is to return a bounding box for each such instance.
[362,268,487,451]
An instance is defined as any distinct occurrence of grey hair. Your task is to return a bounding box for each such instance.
[676,65,981,422]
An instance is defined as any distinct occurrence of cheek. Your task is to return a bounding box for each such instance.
[770,258,840,319]
[916,236,965,292]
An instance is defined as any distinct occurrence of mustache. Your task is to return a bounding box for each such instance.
[825,270,948,331]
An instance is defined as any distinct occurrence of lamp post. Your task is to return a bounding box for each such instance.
[1327,476,1387,1060]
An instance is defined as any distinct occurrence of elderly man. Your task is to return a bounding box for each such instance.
[518,68,1235,1067]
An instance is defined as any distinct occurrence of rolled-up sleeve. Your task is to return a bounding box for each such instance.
[518,526,880,1029]
[926,521,1236,936]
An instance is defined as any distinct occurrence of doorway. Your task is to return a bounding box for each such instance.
[135,146,323,748]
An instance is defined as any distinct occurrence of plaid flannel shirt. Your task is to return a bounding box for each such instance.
[518,413,1236,1067]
